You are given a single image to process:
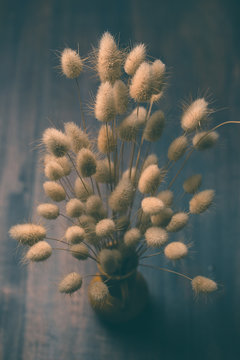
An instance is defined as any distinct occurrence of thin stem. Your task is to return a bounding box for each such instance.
[140,250,163,259]
[75,78,86,130]
[67,153,89,194]
[59,213,76,224]
[139,263,193,281]
[90,176,95,193]
[53,247,97,262]
[129,141,136,179]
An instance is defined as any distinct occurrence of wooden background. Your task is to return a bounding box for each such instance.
[1,0,240,359]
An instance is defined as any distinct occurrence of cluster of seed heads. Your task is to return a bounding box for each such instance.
[10,32,221,305]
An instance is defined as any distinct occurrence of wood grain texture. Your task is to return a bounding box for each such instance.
[1,0,240,359]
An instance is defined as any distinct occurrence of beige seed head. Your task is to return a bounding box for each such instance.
[145,226,168,247]
[65,226,85,244]
[168,136,188,161]
[157,190,174,207]
[192,276,217,294]
[88,281,109,306]
[96,219,115,237]
[66,198,85,217]
[44,161,64,180]
[151,59,166,95]
[37,203,59,220]
[181,98,208,132]
[98,249,122,275]
[141,197,165,215]
[129,62,153,103]
[142,154,158,171]
[76,148,97,177]
[95,81,116,122]
[9,224,46,245]
[58,272,82,294]
[151,208,173,227]
[109,178,134,212]
[94,158,114,184]
[97,124,116,153]
[42,128,70,157]
[70,243,89,260]
[64,122,90,153]
[137,211,151,234]
[26,241,52,262]
[143,110,165,142]
[166,212,189,232]
[138,164,162,194]
[43,181,66,202]
[192,131,219,150]
[97,32,122,83]
[44,155,71,176]
[86,195,103,216]
[122,167,138,185]
[189,189,215,214]
[164,241,188,260]
[61,48,83,79]
[124,43,146,76]
[113,80,128,114]
[183,174,202,194]
[74,178,93,201]
[124,228,141,247]
[118,106,147,141]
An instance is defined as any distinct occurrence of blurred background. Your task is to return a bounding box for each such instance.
[1,0,240,359]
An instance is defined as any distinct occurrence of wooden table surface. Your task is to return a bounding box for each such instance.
[1,0,240,359]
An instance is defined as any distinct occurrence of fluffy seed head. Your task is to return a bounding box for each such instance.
[113,80,128,114]
[124,228,141,247]
[37,203,59,220]
[129,62,153,102]
[118,107,147,141]
[141,197,164,215]
[157,190,174,207]
[122,167,138,185]
[144,110,165,142]
[66,198,85,217]
[166,212,189,232]
[138,164,162,194]
[164,241,188,260]
[76,148,97,177]
[43,181,66,202]
[145,227,168,247]
[70,243,89,260]
[65,226,85,244]
[151,59,166,95]
[109,178,134,212]
[95,82,116,122]
[137,211,151,234]
[61,48,83,79]
[88,281,109,305]
[142,154,158,171]
[58,272,82,294]
[192,276,217,294]
[64,122,90,153]
[26,241,52,262]
[44,155,71,176]
[74,178,93,201]
[189,190,215,214]
[86,195,103,216]
[183,174,202,194]
[96,219,115,237]
[94,159,114,183]
[97,32,122,83]
[97,124,116,153]
[168,136,188,161]
[151,208,173,227]
[181,98,208,132]
[44,161,64,180]
[98,249,122,275]
[124,43,146,76]
[9,224,46,245]
[42,128,70,157]
[193,131,219,150]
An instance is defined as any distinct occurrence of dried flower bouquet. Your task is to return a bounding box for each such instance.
[10,32,233,321]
